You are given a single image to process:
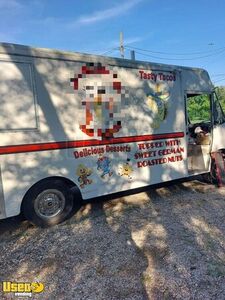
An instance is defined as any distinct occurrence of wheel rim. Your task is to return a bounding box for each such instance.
[34,189,66,218]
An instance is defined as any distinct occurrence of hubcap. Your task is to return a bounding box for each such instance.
[34,189,66,218]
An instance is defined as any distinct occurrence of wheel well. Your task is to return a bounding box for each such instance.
[27,176,76,189]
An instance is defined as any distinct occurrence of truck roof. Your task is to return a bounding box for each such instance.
[0,42,210,74]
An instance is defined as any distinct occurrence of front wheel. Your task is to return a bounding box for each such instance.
[22,179,75,227]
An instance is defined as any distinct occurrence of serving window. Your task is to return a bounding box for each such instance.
[0,60,38,131]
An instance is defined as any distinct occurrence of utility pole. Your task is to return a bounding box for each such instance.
[120,32,124,59]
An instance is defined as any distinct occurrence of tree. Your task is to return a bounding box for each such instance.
[215,86,225,112]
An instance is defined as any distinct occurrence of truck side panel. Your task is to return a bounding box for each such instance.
[0,44,213,219]
[0,167,6,219]
[0,52,189,218]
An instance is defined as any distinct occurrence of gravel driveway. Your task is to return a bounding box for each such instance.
[0,179,225,300]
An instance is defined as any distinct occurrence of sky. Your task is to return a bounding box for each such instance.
[0,0,225,85]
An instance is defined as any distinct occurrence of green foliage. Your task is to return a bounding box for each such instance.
[215,86,225,113]
[187,94,211,123]
[187,87,225,124]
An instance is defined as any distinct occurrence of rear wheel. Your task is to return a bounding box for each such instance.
[22,179,75,227]
[202,158,218,184]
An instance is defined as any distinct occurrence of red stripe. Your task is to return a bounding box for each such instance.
[0,132,184,155]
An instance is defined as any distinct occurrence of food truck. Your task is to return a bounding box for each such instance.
[0,42,224,226]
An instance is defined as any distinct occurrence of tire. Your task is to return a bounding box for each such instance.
[201,159,218,184]
[22,179,74,227]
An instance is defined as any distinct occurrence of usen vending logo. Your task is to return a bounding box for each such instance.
[2,281,44,297]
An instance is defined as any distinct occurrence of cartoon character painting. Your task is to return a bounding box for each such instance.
[70,63,128,140]
[97,154,113,178]
[146,83,170,128]
[118,159,133,180]
[76,164,93,188]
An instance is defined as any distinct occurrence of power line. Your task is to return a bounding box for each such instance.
[211,73,225,77]
[125,45,225,56]
[213,77,225,83]
[100,47,119,56]
[125,47,225,61]
[126,46,225,60]
[79,46,120,55]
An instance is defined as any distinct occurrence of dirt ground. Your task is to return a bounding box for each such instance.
[0,179,225,300]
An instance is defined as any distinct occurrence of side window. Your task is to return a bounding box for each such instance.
[187,93,211,124]
[0,60,37,131]
[213,93,225,125]
[214,88,225,124]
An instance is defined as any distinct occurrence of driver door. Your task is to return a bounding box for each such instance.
[186,92,212,174]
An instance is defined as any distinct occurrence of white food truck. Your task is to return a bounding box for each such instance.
[0,43,224,226]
